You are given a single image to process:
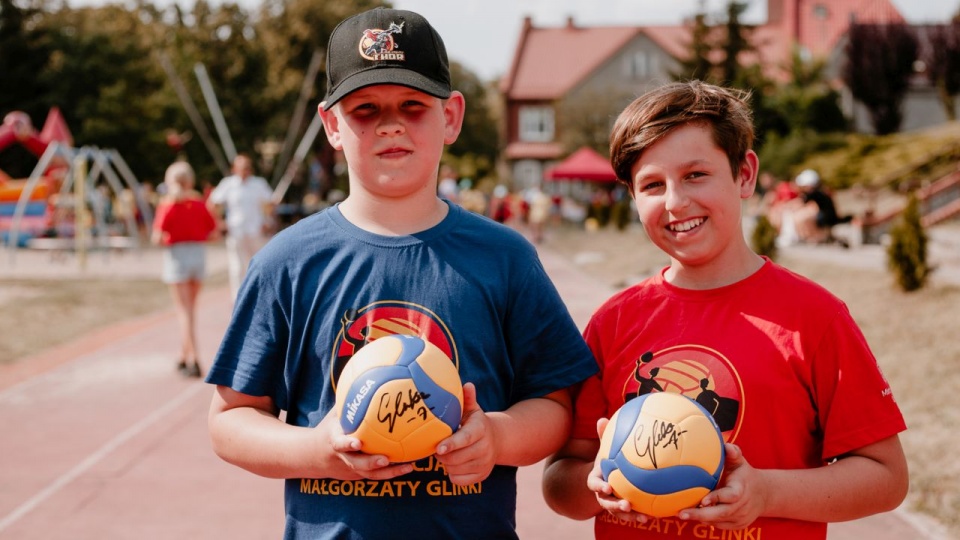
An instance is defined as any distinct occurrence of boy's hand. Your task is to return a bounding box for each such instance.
[679,443,767,529]
[317,411,414,481]
[589,417,652,524]
[435,383,496,485]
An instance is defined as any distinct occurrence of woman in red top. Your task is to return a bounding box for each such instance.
[151,161,217,377]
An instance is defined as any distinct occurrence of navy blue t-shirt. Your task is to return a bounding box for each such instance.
[207,201,597,539]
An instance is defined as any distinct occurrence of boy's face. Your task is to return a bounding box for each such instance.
[319,85,464,199]
[628,123,757,269]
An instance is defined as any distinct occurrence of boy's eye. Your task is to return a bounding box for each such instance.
[352,103,377,113]
[638,180,664,192]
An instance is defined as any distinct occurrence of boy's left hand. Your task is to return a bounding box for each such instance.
[435,383,496,486]
[679,443,768,529]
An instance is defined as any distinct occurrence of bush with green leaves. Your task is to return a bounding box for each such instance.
[750,214,778,261]
[886,193,930,291]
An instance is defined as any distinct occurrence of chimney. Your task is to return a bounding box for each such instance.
[768,0,783,24]
[566,16,576,29]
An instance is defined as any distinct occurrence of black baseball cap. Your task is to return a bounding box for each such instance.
[321,7,452,110]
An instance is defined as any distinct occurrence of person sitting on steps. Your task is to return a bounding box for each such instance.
[793,169,852,247]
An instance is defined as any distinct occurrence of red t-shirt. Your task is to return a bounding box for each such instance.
[152,196,216,245]
[574,259,906,540]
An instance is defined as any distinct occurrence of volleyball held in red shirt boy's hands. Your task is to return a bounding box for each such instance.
[598,392,725,518]
[334,335,464,463]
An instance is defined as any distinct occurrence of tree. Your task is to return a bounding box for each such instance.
[445,62,499,183]
[0,0,54,177]
[673,9,713,81]
[765,47,846,142]
[557,88,633,157]
[31,4,173,182]
[924,22,960,121]
[718,1,751,86]
[843,23,919,135]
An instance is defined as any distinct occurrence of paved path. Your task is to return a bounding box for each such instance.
[0,242,951,539]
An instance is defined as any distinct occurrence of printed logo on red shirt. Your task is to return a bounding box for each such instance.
[621,344,744,441]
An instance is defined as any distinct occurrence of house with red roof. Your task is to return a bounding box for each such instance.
[499,0,947,190]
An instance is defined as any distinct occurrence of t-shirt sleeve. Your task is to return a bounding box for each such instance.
[205,255,290,407]
[571,316,610,440]
[504,255,597,403]
[813,304,906,460]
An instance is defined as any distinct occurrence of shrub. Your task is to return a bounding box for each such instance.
[886,193,931,291]
[751,214,778,261]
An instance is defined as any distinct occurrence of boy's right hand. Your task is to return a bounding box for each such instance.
[317,411,414,481]
[589,417,651,525]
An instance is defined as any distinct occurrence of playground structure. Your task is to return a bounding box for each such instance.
[0,108,71,246]
[1,108,153,261]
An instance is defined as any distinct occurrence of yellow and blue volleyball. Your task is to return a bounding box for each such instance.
[598,392,725,517]
[334,334,463,463]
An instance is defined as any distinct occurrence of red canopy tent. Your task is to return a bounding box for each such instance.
[545,146,617,182]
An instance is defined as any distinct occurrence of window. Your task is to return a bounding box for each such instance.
[812,4,829,20]
[623,51,654,79]
[519,106,555,142]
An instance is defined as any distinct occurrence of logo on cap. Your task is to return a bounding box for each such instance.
[359,21,406,62]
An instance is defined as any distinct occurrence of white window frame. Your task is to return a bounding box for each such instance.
[518,106,555,142]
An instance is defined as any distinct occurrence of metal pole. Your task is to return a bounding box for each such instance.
[271,48,324,185]
[74,155,88,271]
[194,62,238,164]
[157,52,229,176]
[272,114,324,204]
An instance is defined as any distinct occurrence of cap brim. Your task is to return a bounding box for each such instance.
[322,67,452,110]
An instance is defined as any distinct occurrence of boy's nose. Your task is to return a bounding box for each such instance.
[376,112,405,136]
[664,181,689,211]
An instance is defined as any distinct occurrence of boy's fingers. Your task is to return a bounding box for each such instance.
[437,382,483,455]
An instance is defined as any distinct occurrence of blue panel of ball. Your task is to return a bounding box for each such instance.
[408,360,462,431]
[609,453,720,494]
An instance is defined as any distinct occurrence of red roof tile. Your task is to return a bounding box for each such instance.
[502,1,907,100]
[501,20,639,100]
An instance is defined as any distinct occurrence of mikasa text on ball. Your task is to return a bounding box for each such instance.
[335,334,463,463]
[598,392,725,517]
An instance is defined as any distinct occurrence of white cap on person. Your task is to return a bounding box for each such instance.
[795,169,820,188]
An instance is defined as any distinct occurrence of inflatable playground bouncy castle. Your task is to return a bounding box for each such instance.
[1,109,151,255]
[0,108,72,246]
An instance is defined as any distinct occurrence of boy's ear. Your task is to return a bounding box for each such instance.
[738,150,759,199]
[318,103,343,150]
[443,91,466,146]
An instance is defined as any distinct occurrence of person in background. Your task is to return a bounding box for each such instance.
[793,168,850,245]
[207,153,274,301]
[151,161,217,377]
[437,163,460,203]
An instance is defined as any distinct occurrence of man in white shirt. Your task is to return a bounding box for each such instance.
[208,154,274,300]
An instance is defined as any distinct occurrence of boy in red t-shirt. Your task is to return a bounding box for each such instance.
[542,81,908,539]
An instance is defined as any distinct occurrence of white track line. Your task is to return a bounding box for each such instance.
[0,383,207,532]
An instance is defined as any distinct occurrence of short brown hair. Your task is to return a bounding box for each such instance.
[609,80,754,186]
